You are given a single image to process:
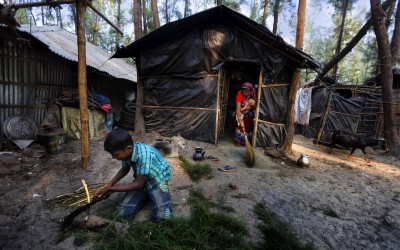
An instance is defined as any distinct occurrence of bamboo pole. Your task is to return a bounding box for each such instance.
[215,70,221,144]
[252,68,263,147]
[257,120,285,126]
[328,110,360,118]
[316,90,333,143]
[133,58,146,138]
[143,105,216,111]
[262,83,290,88]
[77,0,90,169]
[81,179,91,203]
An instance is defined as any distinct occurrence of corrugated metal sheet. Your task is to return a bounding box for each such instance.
[0,29,74,127]
[18,25,137,82]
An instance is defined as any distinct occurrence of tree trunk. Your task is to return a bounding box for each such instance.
[91,14,100,44]
[262,0,269,26]
[115,0,122,48]
[142,0,148,35]
[385,0,396,29]
[315,0,396,84]
[390,0,400,64]
[216,0,222,5]
[70,4,78,33]
[76,0,90,169]
[273,0,280,34]
[370,0,400,156]
[332,0,349,80]
[184,0,190,17]
[375,0,395,75]
[133,0,143,40]
[282,0,306,153]
[165,0,169,23]
[41,6,45,25]
[151,0,160,28]
[58,7,63,29]
[29,8,37,25]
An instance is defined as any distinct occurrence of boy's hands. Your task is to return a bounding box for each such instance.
[97,184,112,198]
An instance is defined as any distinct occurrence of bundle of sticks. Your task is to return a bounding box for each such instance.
[46,183,106,208]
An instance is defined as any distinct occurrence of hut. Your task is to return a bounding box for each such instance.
[0,24,136,130]
[297,84,382,144]
[112,5,320,147]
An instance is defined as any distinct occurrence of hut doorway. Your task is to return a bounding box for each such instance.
[215,62,260,144]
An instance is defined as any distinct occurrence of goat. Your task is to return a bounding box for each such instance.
[329,130,388,162]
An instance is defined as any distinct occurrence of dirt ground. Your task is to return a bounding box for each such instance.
[0,133,399,250]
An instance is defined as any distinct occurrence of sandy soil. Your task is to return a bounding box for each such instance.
[0,134,399,249]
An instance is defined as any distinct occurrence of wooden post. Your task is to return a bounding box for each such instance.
[281,0,306,152]
[252,68,263,147]
[134,58,146,139]
[77,0,90,169]
[215,70,221,144]
[316,90,333,143]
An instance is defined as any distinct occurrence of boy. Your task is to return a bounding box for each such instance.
[97,128,172,222]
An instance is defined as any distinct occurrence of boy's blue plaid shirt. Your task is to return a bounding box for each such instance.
[121,142,171,191]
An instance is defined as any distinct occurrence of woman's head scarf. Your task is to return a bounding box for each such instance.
[241,82,256,98]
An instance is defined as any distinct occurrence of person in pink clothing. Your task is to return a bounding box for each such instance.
[235,82,256,146]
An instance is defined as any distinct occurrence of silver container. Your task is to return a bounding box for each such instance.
[297,154,310,167]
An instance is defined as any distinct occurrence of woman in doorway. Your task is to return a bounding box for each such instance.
[235,82,256,146]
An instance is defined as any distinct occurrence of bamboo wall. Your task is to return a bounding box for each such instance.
[353,86,382,137]
[0,29,75,130]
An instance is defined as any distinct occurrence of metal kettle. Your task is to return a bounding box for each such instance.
[297,154,310,167]
[193,147,205,161]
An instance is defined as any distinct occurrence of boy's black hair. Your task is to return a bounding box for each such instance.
[104,128,133,153]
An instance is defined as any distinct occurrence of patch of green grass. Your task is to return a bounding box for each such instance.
[93,190,251,250]
[253,203,315,250]
[179,156,212,182]
[64,192,315,250]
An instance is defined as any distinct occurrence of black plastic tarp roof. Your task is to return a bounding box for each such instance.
[111,5,323,145]
[112,5,320,70]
